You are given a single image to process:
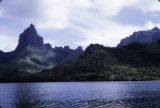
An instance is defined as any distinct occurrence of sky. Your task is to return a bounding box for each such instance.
[0,0,160,52]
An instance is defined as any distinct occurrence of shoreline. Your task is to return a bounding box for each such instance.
[0,80,160,84]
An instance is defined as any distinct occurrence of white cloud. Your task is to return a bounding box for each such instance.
[36,0,72,29]
[72,19,141,47]
[0,0,140,29]
[93,0,139,17]
[73,0,94,8]
[0,0,160,50]
[137,0,160,14]
[144,21,160,29]
[0,33,17,52]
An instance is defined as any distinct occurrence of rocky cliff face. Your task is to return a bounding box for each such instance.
[12,24,55,73]
[117,27,160,47]
[53,46,84,64]
[0,24,84,73]
[15,24,44,53]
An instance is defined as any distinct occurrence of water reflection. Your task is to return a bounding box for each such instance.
[14,84,42,108]
[0,82,160,108]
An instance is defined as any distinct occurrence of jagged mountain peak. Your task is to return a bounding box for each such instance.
[45,43,52,50]
[75,46,83,51]
[30,23,35,28]
[15,24,44,52]
[151,26,160,31]
[117,27,160,47]
[23,24,38,36]
[0,24,84,73]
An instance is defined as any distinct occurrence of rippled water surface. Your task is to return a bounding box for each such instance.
[0,81,160,108]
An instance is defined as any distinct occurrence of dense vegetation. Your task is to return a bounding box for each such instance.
[38,42,160,81]
[1,42,160,82]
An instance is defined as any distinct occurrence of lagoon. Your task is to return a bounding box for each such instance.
[0,81,160,108]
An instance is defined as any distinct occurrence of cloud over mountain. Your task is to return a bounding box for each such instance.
[0,0,160,51]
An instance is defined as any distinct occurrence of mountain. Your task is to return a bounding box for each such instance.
[53,46,83,64]
[33,42,160,82]
[117,27,160,47]
[0,24,84,73]
[2,26,160,82]
[12,24,56,72]
[15,24,45,52]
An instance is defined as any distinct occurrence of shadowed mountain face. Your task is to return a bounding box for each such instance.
[53,46,84,64]
[38,42,160,81]
[15,24,44,53]
[117,27,160,47]
[0,24,84,73]
[1,26,160,82]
